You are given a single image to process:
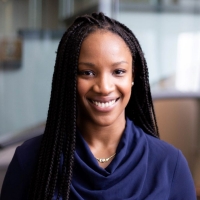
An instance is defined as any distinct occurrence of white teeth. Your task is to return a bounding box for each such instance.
[92,99,116,108]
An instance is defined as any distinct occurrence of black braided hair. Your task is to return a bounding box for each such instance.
[28,12,159,200]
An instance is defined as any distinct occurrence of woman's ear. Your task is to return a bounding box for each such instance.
[132,71,135,86]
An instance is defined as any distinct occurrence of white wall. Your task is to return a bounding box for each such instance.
[118,12,200,90]
[0,38,59,137]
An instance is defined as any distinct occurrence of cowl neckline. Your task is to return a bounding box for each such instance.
[70,118,149,200]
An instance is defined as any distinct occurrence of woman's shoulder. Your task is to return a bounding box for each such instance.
[19,134,43,149]
[13,135,42,172]
[128,118,180,163]
[128,120,196,199]
[17,134,43,152]
[0,135,43,200]
[16,134,43,166]
[143,129,196,199]
[132,119,176,149]
[145,132,178,156]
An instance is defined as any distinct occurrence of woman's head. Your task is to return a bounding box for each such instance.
[77,30,133,128]
[54,12,158,134]
[29,13,159,200]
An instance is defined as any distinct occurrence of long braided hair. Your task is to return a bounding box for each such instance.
[28,12,159,200]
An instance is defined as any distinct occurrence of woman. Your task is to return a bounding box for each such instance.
[1,13,196,200]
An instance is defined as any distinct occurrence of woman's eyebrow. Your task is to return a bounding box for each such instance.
[78,62,95,67]
[112,61,129,66]
[78,61,129,67]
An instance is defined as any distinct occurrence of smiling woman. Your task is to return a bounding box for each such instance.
[0,13,196,200]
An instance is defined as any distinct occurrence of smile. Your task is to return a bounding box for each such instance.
[91,98,119,108]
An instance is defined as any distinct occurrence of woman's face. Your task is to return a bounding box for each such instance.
[77,30,133,127]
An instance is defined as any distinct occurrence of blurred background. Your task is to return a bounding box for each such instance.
[0,0,200,197]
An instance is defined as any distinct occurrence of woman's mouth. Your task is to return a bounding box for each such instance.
[90,98,119,108]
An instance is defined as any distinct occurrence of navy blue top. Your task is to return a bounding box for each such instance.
[0,118,196,200]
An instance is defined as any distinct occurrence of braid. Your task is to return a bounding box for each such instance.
[103,18,159,137]
[28,12,159,200]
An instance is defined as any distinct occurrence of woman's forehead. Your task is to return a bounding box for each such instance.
[80,30,131,56]
[79,31,132,63]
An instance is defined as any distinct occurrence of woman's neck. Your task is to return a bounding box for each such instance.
[77,116,126,168]
[78,116,126,146]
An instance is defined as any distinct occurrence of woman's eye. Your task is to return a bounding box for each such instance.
[78,70,95,76]
[114,69,126,75]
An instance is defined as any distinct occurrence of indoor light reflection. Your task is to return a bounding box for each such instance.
[176,32,200,92]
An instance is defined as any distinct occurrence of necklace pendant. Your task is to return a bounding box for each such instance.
[96,153,116,163]
[99,158,106,163]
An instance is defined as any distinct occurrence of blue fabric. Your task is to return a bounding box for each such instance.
[0,134,42,200]
[0,118,196,200]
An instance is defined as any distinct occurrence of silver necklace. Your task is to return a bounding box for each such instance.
[96,153,116,163]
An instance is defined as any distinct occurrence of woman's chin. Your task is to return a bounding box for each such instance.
[88,113,125,128]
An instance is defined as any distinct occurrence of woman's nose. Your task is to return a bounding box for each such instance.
[93,75,114,95]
